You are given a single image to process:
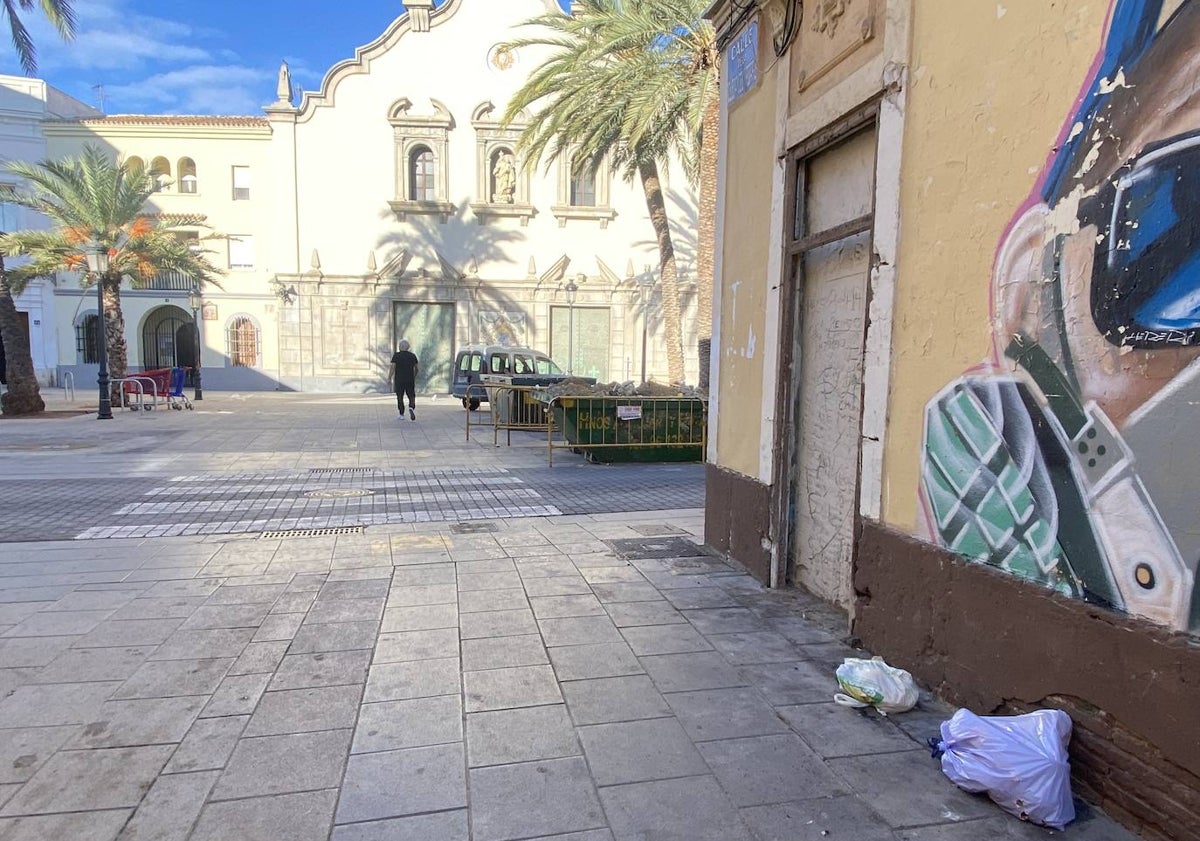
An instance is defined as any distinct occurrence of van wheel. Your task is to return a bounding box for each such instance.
[469,398,480,411]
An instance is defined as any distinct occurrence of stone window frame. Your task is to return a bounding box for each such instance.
[224,313,263,368]
[468,101,536,226]
[551,149,617,228]
[387,97,457,223]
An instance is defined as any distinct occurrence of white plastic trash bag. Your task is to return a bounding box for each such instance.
[933,708,1075,830]
[833,656,919,715]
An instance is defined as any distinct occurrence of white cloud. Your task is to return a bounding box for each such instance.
[104,64,275,115]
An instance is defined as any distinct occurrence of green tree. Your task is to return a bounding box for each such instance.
[4,0,75,74]
[0,145,224,411]
[503,0,717,386]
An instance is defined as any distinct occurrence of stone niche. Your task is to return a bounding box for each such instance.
[789,0,882,110]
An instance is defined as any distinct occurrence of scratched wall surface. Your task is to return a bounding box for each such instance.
[892,0,1200,634]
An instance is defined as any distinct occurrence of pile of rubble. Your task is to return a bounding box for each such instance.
[540,378,706,399]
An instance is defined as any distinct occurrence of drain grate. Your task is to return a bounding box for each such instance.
[605,536,707,560]
[260,526,365,539]
[304,488,375,499]
[450,521,499,534]
[308,467,378,474]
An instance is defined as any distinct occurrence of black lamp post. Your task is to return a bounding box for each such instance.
[85,242,113,420]
[187,282,203,401]
[564,278,578,375]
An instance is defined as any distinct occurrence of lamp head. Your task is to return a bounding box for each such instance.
[84,242,109,275]
[188,282,202,311]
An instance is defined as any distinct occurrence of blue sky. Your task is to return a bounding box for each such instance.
[0,0,571,116]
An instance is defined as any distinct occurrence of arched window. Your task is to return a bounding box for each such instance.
[409,146,436,201]
[178,157,197,194]
[75,313,100,364]
[569,161,597,207]
[125,156,146,176]
[151,156,171,192]
[226,315,260,367]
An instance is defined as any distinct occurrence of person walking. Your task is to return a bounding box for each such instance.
[388,339,419,420]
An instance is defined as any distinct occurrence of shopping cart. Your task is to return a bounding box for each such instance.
[121,367,171,411]
[167,367,193,411]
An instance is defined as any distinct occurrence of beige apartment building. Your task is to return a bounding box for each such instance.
[705,0,1200,836]
[31,0,700,394]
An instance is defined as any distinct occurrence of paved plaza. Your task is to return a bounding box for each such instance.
[0,394,1136,840]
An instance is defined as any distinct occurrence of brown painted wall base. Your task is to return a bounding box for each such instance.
[704,464,772,583]
[854,519,1200,841]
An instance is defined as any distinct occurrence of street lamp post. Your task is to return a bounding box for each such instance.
[85,243,113,420]
[564,278,578,375]
[187,283,204,401]
[637,270,656,384]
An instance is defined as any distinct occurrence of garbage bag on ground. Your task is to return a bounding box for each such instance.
[833,656,919,715]
[931,708,1075,830]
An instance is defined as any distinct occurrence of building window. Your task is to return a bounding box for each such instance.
[179,157,197,194]
[126,156,145,175]
[75,313,100,364]
[409,147,436,202]
[0,182,20,232]
[232,166,251,201]
[227,315,260,367]
[570,165,597,207]
[151,156,171,192]
[228,235,255,270]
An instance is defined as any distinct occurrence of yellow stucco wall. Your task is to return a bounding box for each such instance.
[715,46,776,479]
[881,1,1106,529]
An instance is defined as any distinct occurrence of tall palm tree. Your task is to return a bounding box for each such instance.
[3,0,75,74]
[503,0,717,386]
[0,145,224,408]
[0,254,43,414]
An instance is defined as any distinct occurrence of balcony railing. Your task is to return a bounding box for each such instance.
[146,271,193,291]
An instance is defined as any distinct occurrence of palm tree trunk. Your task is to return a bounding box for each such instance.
[637,158,686,385]
[102,272,128,405]
[695,93,719,392]
[0,257,45,416]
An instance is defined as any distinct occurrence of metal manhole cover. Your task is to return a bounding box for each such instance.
[605,537,707,560]
[303,488,375,499]
[450,521,499,534]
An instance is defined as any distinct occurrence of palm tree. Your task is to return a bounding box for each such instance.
[3,0,75,74]
[503,0,717,386]
[0,254,43,414]
[0,145,224,409]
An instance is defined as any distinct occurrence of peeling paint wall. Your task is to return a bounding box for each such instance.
[889,0,1200,634]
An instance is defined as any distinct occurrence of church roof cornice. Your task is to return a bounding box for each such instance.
[57,115,269,128]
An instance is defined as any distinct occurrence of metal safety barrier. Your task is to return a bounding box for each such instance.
[61,371,75,403]
[465,383,555,446]
[543,394,708,466]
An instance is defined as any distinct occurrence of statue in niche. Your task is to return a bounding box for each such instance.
[492,152,517,204]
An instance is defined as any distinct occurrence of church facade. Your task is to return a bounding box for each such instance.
[40,0,700,393]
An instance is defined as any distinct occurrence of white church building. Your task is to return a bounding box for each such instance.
[16,0,700,394]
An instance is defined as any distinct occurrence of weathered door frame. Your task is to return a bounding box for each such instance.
[770,99,880,592]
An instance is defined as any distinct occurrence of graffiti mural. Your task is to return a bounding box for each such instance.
[920,0,1200,633]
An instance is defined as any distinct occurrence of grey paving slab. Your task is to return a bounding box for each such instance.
[250,612,304,642]
[603,601,688,628]
[464,664,563,712]
[199,673,271,718]
[577,717,709,786]
[706,631,804,665]
[374,628,460,664]
[683,608,769,635]
[619,623,712,656]
[162,715,248,773]
[305,598,385,625]
[560,675,673,726]
[73,619,184,649]
[664,687,790,742]
[335,743,467,824]
[319,579,390,601]
[390,565,455,587]
[331,811,470,841]
[179,603,271,631]
[270,591,317,614]
[114,657,233,699]
[455,559,518,575]
[115,769,218,841]
[538,616,624,647]
[1,745,174,815]
[211,729,352,800]
[0,809,134,841]
[268,650,371,691]
[661,587,741,610]
[777,703,918,758]
[698,734,846,806]
[767,616,840,646]
[0,681,121,727]
[289,620,378,653]
[2,609,111,637]
[828,750,997,829]
[740,796,897,841]
[529,595,605,619]
[190,789,338,841]
[352,694,462,753]
[639,652,746,694]
[589,583,663,604]
[599,775,754,841]
[364,657,460,702]
[387,584,457,607]
[515,560,581,581]
[460,608,539,639]
[548,642,642,681]
[205,583,288,605]
[457,588,529,614]
[522,576,592,597]
[33,646,154,683]
[462,634,549,671]
[149,628,255,661]
[228,640,290,675]
[0,725,76,784]
[0,635,81,667]
[469,756,606,841]
[71,695,205,748]
[738,660,833,706]
[110,598,207,621]
[244,684,362,736]
[381,603,459,632]
[466,704,581,767]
